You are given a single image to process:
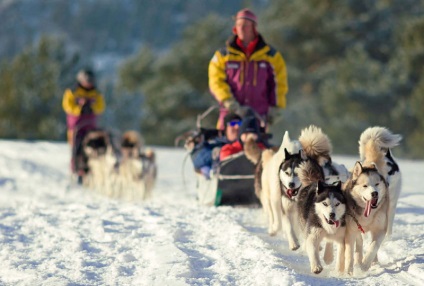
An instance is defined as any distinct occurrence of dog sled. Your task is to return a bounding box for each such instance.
[177,106,267,206]
[70,120,156,200]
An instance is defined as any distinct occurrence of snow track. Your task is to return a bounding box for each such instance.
[0,141,423,285]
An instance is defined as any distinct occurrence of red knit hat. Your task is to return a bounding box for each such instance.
[234,8,257,24]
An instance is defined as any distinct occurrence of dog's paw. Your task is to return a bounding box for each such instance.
[268,225,280,236]
[359,261,372,272]
[290,243,300,251]
[268,229,277,236]
[311,264,323,274]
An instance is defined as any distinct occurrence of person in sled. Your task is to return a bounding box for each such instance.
[219,115,266,161]
[208,8,288,131]
[62,69,106,175]
[191,113,242,179]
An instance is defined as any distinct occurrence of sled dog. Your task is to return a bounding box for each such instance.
[118,131,157,200]
[259,131,305,250]
[297,160,347,274]
[345,127,402,274]
[358,126,402,237]
[344,127,401,274]
[82,130,117,190]
[344,161,389,274]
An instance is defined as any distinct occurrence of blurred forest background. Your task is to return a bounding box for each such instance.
[0,0,423,158]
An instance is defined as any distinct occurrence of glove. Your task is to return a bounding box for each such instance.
[222,98,240,113]
[81,101,93,115]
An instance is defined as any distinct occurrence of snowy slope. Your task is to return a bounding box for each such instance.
[0,140,423,285]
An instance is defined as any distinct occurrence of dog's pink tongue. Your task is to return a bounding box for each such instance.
[364,200,372,217]
[287,189,293,199]
[335,220,340,228]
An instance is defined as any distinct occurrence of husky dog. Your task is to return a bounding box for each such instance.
[345,127,400,274]
[118,131,157,200]
[82,130,117,190]
[344,161,389,274]
[258,131,305,249]
[358,126,402,237]
[343,127,401,274]
[297,160,347,274]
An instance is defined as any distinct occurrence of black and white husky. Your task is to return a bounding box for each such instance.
[297,160,347,274]
[256,131,305,249]
[246,126,347,251]
[344,126,401,274]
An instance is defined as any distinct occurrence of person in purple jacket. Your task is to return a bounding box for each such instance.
[208,8,289,130]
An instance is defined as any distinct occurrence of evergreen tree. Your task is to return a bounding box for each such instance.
[0,36,80,140]
[118,14,231,145]
[262,0,424,157]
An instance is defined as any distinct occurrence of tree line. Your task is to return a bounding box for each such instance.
[0,0,423,158]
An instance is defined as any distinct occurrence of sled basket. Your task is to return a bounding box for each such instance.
[195,152,260,206]
[215,152,259,206]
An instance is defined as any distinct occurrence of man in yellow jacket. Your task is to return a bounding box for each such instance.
[62,69,105,145]
[209,8,288,130]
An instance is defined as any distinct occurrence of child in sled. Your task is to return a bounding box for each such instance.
[190,113,242,179]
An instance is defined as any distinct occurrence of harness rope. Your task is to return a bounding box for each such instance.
[346,212,365,234]
[181,152,191,191]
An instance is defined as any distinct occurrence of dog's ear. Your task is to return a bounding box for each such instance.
[316,181,326,194]
[282,131,290,145]
[333,180,342,189]
[352,161,363,179]
[284,148,290,160]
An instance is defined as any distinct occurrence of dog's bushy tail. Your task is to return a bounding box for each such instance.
[244,134,262,165]
[359,127,402,161]
[298,159,325,186]
[298,125,332,165]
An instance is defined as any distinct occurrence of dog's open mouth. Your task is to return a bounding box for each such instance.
[286,189,298,199]
[363,197,379,217]
[325,218,340,228]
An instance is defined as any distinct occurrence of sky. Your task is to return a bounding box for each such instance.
[0,140,423,285]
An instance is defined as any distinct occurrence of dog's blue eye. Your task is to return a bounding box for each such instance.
[335,202,340,206]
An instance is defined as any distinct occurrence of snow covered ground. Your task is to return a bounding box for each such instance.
[0,139,423,285]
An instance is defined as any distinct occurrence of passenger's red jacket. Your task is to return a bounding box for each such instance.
[219,140,266,161]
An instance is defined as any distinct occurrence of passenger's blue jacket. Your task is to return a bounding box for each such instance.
[190,138,227,170]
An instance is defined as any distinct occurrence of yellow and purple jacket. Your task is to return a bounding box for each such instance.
[209,35,288,129]
[62,85,105,130]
